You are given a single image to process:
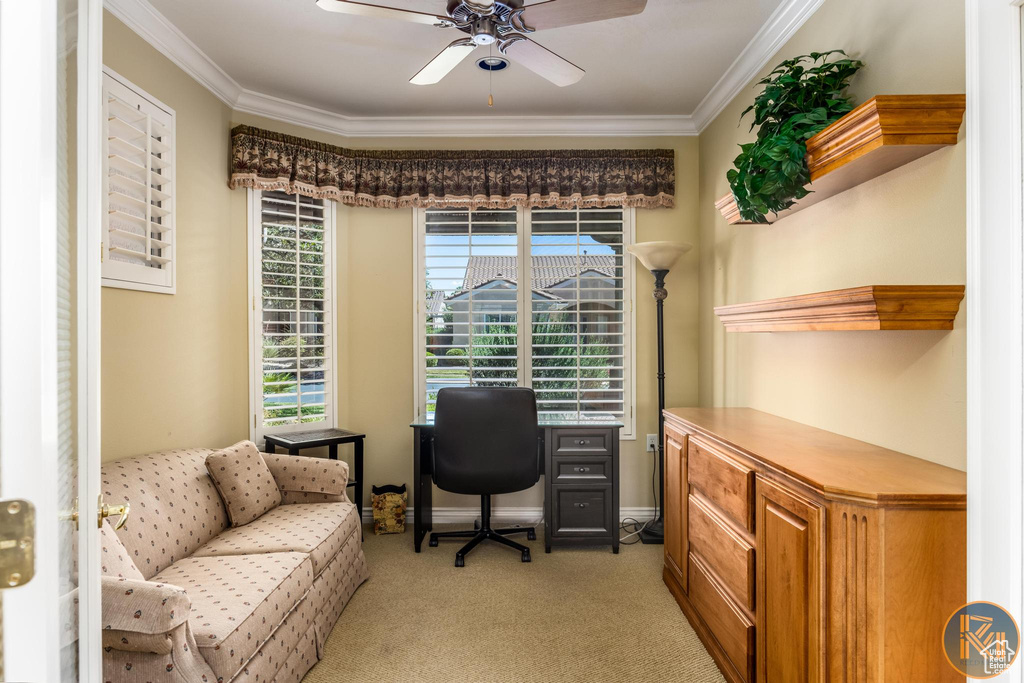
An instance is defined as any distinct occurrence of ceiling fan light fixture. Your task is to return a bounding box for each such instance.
[476,56,509,71]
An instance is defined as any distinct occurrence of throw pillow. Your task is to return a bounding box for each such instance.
[100,519,145,580]
[205,440,282,526]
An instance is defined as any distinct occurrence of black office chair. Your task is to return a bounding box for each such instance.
[429,386,539,567]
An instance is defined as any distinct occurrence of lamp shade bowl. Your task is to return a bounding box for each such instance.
[627,241,693,273]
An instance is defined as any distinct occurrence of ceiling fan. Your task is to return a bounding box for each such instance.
[315,0,648,87]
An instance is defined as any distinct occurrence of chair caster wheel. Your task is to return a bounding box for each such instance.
[428,536,438,547]
[455,555,465,568]
[527,530,536,541]
[522,550,531,563]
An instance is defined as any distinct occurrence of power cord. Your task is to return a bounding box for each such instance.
[618,441,660,545]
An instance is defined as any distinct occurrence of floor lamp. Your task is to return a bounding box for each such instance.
[627,241,693,544]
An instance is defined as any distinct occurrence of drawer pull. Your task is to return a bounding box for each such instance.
[576,439,589,446]
[574,467,591,473]
[575,502,589,508]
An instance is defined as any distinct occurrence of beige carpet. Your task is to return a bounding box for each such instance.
[304,524,725,683]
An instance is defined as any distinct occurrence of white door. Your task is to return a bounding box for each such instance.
[0,0,103,680]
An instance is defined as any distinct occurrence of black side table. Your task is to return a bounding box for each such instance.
[264,428,365,524]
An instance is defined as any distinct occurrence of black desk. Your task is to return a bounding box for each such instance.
[264,428,365,522]
[410,414,622,554]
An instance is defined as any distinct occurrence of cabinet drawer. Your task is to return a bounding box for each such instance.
[551,428,614,456]
[552,456,612,483]
[551,486,612,536]
[688,438,754,531]
[688,493,755,611]
[689,554,755,683]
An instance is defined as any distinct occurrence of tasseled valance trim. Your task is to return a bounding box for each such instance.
[228,125,675,210]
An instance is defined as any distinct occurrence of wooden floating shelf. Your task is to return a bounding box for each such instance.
[714,285,965,332]
[717,94,966,225]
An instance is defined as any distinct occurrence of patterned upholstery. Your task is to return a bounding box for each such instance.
[309,530,369,655]
[232,590,317,682]
[263,453,348,500]
[206,441,283,527]
[150,552,313,683]
[191,503,358,577]
[101,577,191,634]
[100,448,368,683]
[102,448,228,579]
[100,520,145,580]
[101,576,218,683]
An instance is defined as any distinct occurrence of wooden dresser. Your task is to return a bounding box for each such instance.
[661,408,966,683]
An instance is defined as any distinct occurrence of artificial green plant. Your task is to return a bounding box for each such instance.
[727,50,864,223]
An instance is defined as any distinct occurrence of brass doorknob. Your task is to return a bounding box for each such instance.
[98,497,130,530]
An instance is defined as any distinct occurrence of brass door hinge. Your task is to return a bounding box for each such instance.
[0,499,34,589]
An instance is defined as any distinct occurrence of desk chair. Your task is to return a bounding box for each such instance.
[429,386,539,567]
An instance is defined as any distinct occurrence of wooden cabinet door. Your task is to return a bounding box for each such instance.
[756,478,825,683]
[663,424,686,589]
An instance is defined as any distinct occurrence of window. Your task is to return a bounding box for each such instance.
[248,190,337,439]
[102,68,175,293]
[416,207,635,437]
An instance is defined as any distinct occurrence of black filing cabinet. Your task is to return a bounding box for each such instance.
[543,425,621,553]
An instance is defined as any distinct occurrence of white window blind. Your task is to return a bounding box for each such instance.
[529,208,630,422]
[423,209,521,413]
[417,207,635,435]
[101,68,175,293]
[251,189,336,436]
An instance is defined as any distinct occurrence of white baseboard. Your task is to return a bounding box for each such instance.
[360,506,656,525]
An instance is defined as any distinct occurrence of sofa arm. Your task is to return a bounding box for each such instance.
[102,577,190,644]
[263,452,349,504]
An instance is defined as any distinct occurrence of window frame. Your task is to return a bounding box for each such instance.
[412,206,637,439]
[247,188,339,443]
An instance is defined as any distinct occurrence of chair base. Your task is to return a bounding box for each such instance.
[428,494,536,567]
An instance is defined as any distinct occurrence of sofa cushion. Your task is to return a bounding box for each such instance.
[191,503,359,578]
[101,448,229,579]
[206,441,282,527]
[150,551,313,683]
[100,520,145,580]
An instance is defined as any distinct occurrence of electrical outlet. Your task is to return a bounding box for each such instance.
[646,434,658,452]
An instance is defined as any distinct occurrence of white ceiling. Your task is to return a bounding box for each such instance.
[146,0,785,119]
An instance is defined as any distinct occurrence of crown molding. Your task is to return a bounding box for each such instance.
[234,89,697,137]
[104,0,241,106]
[691,0,824,133]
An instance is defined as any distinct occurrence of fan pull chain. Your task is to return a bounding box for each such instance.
[488,44,494,107]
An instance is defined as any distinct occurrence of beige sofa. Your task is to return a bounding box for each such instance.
[100,447,369,682]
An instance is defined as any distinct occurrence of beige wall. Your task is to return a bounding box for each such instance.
[102,15,244,462]
[697,0,967,469]
[100,12,701,512]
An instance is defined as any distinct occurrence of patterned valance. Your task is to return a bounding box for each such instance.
[228,125,675,210]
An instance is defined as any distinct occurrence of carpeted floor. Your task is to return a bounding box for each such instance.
[304,524,725,683]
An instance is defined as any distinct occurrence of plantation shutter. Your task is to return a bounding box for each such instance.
[102,69,175,293]
[529,208,630,422]
[257,190,334,431]
[419,206,633,432]
[423,209,521,412]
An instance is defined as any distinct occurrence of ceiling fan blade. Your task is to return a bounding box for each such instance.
[520,0,647,31]
[499,36,584,87]
[410,39,477,85]
[315,0,448,25]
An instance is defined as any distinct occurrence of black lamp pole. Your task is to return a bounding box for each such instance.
[639,268,669,544]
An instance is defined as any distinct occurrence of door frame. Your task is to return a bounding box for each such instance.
[965,0,1024,672]
[77,0,105,679]
[0,0,103,678]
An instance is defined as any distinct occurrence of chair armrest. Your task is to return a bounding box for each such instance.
[102,577,190,636]
[262,452,349,501]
